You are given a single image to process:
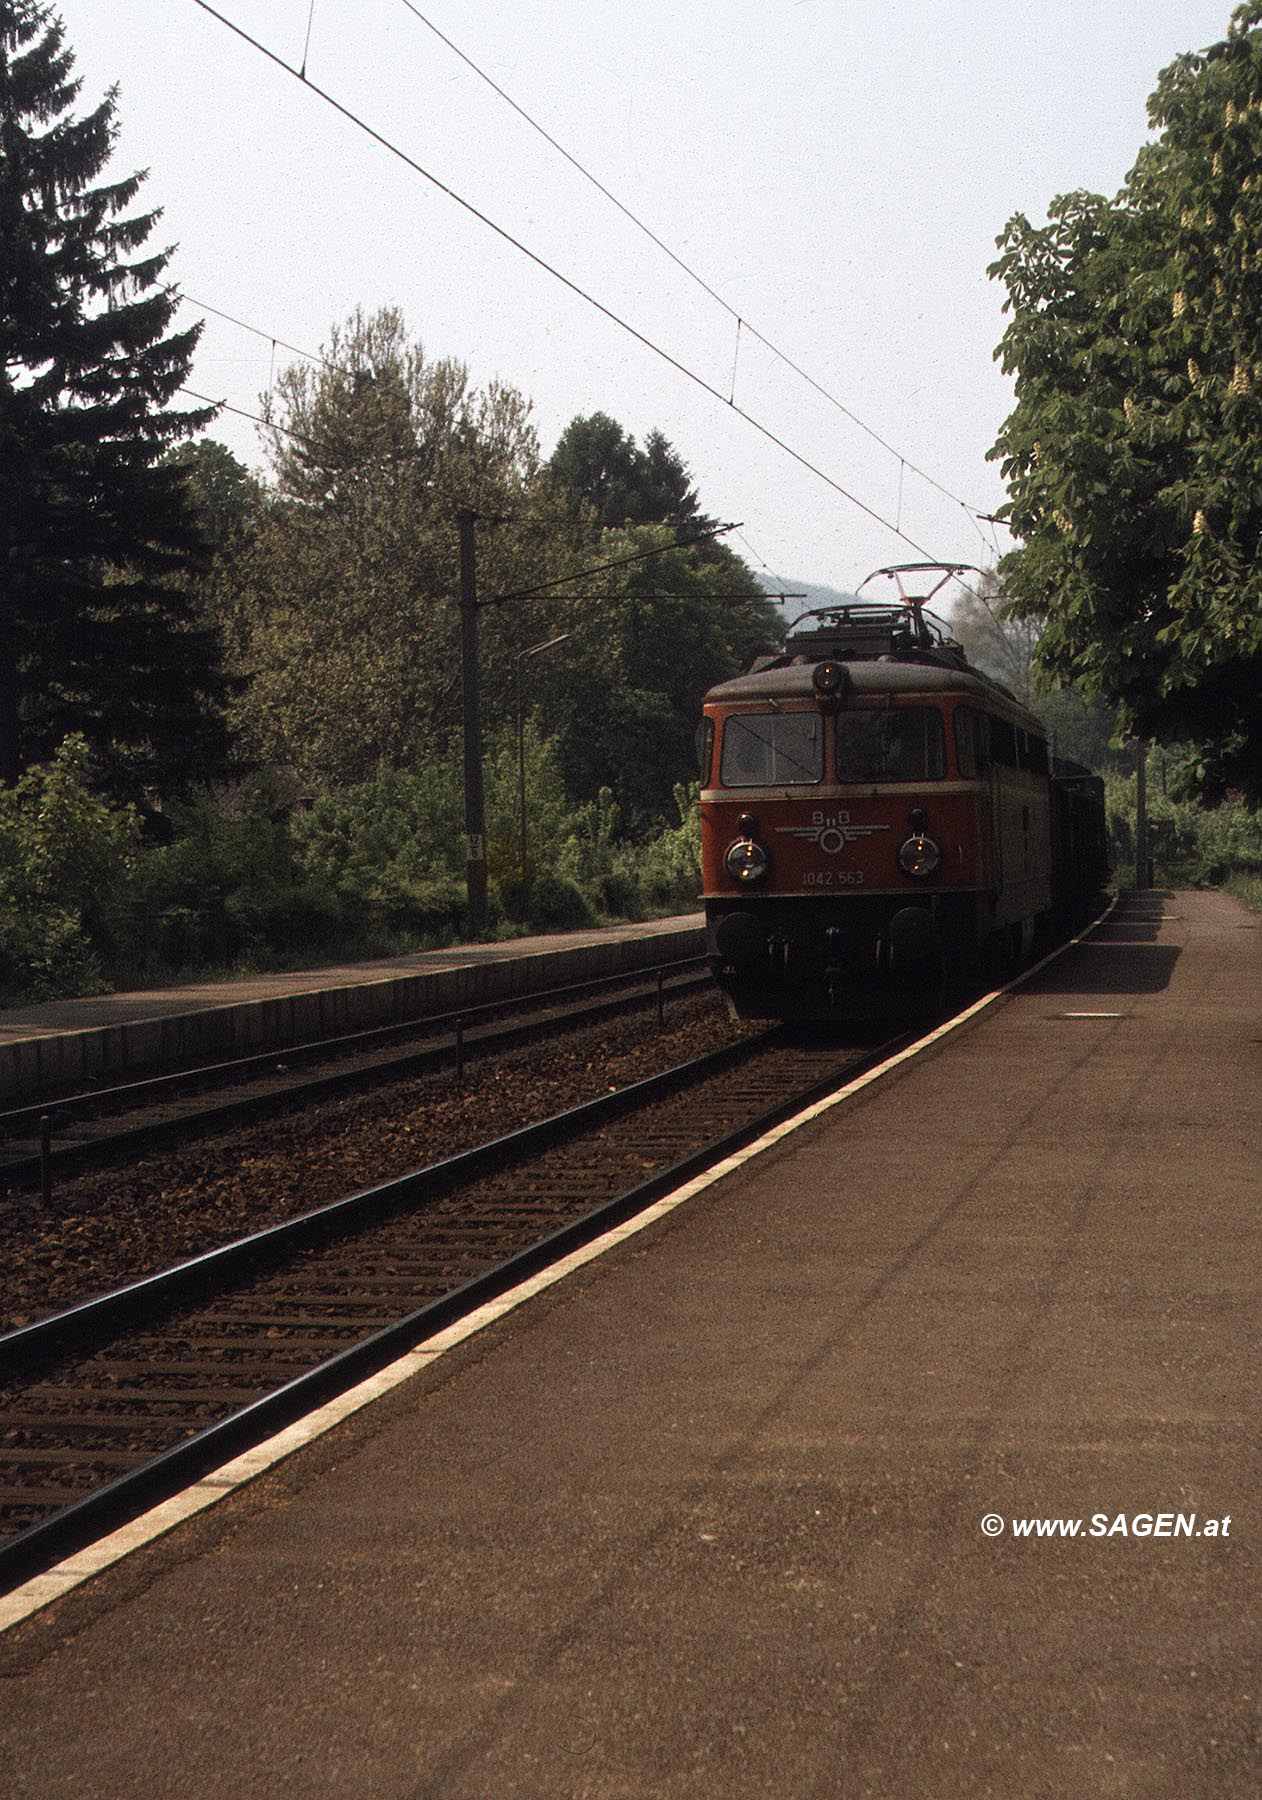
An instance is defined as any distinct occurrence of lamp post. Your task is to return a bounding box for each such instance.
[457,508,487,937]
[516,632,572,880]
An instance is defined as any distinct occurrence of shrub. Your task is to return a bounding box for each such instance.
[617,782,701,912]
[522,870,595,931]
[369,876,466,941]
[0,737,139,1000]
[0,905,107,1002]
[1105,769,1262,886]
[594,868,640,918]
[297,762,465,915]
[109,777,328,977]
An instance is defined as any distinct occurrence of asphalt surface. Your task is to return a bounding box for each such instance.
[0,888,1258,1797]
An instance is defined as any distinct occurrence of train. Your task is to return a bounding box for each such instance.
[699,564,1109,1020]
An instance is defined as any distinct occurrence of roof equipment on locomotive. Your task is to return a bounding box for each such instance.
[699,564,1107,1021]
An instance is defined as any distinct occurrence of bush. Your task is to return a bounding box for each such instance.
[594,868,640,918]
[299,762,462,899]
[109,777,332,978]
[1227,871,1262,916]
[491,870,594,932]
[0,737,139,1001]
[616,782,701,912]
[532,871,594,929]
[0,905,107,1002]
[1105,769,1262,887]
[369,876,466,941]
[0,723,705,1005]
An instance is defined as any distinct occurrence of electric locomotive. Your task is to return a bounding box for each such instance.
[699,565,1106,1020]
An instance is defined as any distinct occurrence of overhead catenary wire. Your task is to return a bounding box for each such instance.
[185,349,990,623]
[298,0,317,79]
[498,595,802,644]
[181,266,965,591]
[732,528,797,597]
[395,0,1001,539]
[179,291,846,605]
[177,291,334,369]
[175,388,782,610]
[491,522,742,604]
[180,386,308,446]
[186,0,974,575]
[174,288,789,592]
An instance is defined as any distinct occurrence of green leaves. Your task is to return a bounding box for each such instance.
[990,8,1262,802]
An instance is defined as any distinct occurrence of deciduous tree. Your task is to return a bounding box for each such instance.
[233,307,550,785]
[990,1,1262,801]
[532,524,781,822]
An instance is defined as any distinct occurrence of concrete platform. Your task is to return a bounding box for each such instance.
[1,888,1259,1796]
[0,913,704,1101]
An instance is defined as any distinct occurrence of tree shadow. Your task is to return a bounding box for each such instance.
[1027,941,1182,995]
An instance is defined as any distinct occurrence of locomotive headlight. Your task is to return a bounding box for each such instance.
[898,833,942,879]
[726,838,770,883]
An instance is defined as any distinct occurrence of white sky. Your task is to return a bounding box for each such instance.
[58,0,1234,591]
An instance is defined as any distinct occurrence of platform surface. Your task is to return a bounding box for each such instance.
[1,889,1258,1797]
[0,913,703,1040]
[0,912,704,1099]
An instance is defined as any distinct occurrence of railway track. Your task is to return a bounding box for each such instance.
[0,956,710,1191]
[0,1019,909,1595]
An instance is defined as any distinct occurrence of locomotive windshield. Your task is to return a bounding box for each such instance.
[836,708,946,782]
[720,711,822,786]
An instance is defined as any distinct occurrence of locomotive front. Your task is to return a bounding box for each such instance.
[699,581,1047,1020]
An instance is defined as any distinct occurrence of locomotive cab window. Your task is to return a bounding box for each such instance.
[696,717,715,783]
[836,707,946,782]
[720,711,823,786]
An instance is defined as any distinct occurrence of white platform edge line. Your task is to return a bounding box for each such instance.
[0,899,1115,1634]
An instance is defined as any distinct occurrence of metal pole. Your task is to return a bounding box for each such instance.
[39,1115,51,1207]
[515,632,573,889]
[1135,740,1148,890]
[517,656,528,881]
[458,509,487,938]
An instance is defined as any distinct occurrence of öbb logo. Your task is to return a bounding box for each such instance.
[774,811,891,856]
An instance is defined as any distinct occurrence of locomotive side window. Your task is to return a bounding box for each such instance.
[836,707,946,782]
[720,711,823,786]
[954,706,990,777]
[1023,732,1050,775]
[989,716,1018,767]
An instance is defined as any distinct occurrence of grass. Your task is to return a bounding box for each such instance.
[1224,871,1262,916]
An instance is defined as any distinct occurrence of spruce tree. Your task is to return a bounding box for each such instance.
[0,0,232,796]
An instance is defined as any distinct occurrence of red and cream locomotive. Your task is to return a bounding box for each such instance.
[699,565,1107,1020]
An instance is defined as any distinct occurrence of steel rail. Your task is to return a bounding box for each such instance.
[0,959,710,1186]
[0,954,707,1132]
[0,1027,779,1383]
[0,1023,910,1595]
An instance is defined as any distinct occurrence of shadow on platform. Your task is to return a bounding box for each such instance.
[1088,922,1164,943]
[1028,941,1182,995]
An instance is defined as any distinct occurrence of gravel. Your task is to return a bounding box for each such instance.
[0,994,757,1332]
